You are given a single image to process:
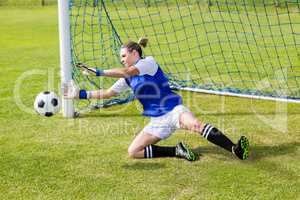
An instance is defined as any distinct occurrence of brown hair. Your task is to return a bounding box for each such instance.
[121,37,148,57]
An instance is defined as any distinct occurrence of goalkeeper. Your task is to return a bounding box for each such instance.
[64,38,249,161]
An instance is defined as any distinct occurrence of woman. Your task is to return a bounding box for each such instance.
[65,38,249,161]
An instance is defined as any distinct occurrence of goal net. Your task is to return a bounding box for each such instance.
[67,0,300,112]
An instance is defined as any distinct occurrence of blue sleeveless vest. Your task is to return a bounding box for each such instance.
[125,66,182,117]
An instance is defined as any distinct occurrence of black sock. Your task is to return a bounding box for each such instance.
[144,145,176,158]
[202,124,235,152]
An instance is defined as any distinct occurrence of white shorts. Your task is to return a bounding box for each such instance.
[142,105,191,139]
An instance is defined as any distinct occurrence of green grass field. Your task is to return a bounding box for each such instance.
[1,5,300,200]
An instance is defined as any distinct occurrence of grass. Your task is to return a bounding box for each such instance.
[0,0,56,6]
[0,4,300,200]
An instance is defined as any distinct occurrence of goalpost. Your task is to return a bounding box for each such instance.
[58,0,75,118]
[58,0,300,117]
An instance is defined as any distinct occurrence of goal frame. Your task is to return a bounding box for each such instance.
[58,0,75,118]
[58,0,300,118]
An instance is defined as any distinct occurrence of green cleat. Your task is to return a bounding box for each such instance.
[232,136,250,160]
[175,142,197,161]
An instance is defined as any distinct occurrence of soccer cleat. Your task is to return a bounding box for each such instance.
[175,142,197,161]
[232,136,250,160]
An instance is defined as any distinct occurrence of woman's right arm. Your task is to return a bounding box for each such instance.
[89,77,130,99]
[64,79,128,99]
[89,89,118,99]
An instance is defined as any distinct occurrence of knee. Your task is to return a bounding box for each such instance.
[190,120,203,132]
[127,146,138,159]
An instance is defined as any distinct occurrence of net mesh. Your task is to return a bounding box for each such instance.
[69,0,300,111]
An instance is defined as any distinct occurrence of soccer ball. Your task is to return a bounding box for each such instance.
[34,91,60,117]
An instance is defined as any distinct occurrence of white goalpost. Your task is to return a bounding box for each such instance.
[58,0,75,118]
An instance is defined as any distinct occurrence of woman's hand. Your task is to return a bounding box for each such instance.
[63,80,79,99]
[76,63,104,76]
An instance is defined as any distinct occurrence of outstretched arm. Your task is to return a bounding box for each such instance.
[88,89,118,99]
[64,79,128,99]
[88,78,130,99]
[76,63,139,78]
[102,66,139,78]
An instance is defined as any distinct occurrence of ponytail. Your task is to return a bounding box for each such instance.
[138,37,148,48]
[122,37,149,57]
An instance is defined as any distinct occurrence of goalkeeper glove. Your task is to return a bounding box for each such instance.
[76,63,104,76]
[63,80,90,99]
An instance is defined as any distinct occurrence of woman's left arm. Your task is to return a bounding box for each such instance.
[102,66,140,78]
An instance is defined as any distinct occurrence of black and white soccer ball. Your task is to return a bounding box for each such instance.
[34,91,60,117]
